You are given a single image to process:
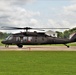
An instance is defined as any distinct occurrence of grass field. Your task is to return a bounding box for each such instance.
[0,51,76,75]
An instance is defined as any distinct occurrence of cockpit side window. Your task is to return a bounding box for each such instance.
[5,35,13,40]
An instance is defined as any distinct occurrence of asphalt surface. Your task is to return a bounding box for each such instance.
[0,45,76,51]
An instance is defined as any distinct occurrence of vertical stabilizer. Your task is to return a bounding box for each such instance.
[70,33,76,42]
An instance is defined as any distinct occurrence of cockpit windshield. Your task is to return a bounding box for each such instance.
[5,35,13,40]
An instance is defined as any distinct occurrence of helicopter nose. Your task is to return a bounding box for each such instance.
[1,40,6,44]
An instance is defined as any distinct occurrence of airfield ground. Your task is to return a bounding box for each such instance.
[0,46,76,75]
[0,45,76,51]
[0,51,76,75]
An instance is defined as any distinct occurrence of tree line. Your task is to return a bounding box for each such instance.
[0,27,76,39]
[0,32,11,39]
[56,27,76,39]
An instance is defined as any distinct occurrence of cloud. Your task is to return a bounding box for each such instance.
[0,0,35,5]
[0,0,38,33]
[63,4,76,16]
[46,0,76,29]
[47,19,61,29]
[70,0,76,4]
[50,2,76,29]
[2,7,40,27]
[63,0,76,18]
[10,0,36,6]
[16,0,35,4]
[62,3,76,28]
[0,0,76,33]
[30,18,38,25]
[0,0,40,28]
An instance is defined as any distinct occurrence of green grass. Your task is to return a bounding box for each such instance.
[0,51,76,75]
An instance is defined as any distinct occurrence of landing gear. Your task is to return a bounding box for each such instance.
[5,45,9,48]
[64,44,70,48]
[17,44,23,48]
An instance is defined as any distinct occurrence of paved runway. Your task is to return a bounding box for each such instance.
[0,46,76,51]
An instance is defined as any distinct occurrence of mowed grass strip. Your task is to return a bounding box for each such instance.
[0,51,76,75]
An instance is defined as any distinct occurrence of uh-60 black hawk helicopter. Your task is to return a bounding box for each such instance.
[1,26,76,48]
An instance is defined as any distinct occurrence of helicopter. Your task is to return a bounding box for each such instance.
[1,26,76,48]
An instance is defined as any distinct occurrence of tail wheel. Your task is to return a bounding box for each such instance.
[17,44,23,48]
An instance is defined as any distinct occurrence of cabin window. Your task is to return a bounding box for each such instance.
[42,37,44,41]
[35,36,37,39]
[23,37,27,41]
[28,37,32,41]
[23,37,32,41]
[16,37,20,41]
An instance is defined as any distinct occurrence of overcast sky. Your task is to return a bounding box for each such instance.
[0,0,76,33]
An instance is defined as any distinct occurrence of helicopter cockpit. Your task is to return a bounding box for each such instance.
[4,35,13,41]
[1,35,13,45]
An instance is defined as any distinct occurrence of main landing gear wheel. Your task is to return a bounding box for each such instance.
[5,45,9,48]
[17,44,23,48]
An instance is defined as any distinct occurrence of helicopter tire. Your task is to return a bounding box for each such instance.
[17,44,23,48]
[67,46,70,48]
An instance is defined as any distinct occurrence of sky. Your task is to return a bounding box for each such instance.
[0,0,76,33]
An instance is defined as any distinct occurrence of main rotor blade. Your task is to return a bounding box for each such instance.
[1,26,32,30]
[0,26,69,30]
[32,28,70,29]
[1,26,45,31]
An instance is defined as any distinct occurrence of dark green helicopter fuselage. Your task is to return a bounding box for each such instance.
[1,32,76,48]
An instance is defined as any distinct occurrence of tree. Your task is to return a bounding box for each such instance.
[69,27,76,34]
[0,32,10,39]
[56,31,64,38]
[0,32,4,39]
[63,30,70,39]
